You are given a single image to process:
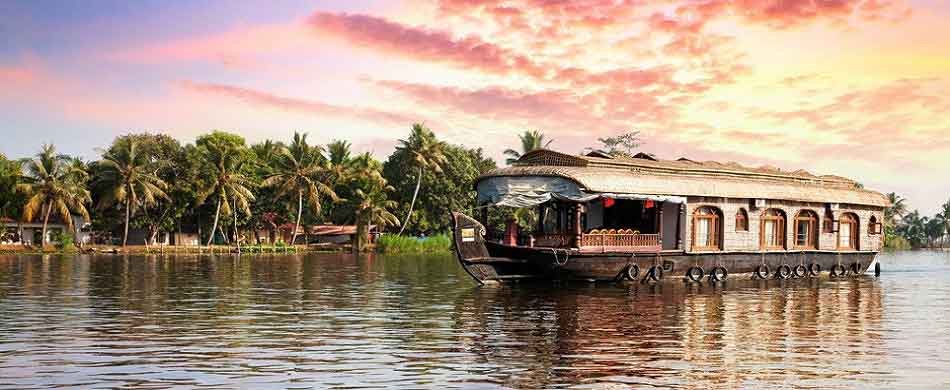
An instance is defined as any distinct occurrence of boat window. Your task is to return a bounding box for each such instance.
[760,208,786,250]
[794,210,818,249]
[736,208,749,232]
[692,206,722,251]
[869,215,880,235]
[838,213,859,250]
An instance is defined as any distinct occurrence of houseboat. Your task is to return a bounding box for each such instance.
[450,149,888,284]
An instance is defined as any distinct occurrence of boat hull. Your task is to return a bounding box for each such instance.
[451,212,878,284]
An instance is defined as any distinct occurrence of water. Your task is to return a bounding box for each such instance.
[0,251,948,389]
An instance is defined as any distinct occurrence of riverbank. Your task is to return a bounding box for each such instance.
[0,237,453,255]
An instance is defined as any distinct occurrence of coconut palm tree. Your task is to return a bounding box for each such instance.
[504,130,553,165]
[95,137,169,247]
[885,192,907,226]
[16,144,90,248]
[348,153,398,252]
[396,124,447,236]
[262,132,338,245]
[197,136,256,246]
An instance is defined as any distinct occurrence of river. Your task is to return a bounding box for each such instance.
[0,251,948,389]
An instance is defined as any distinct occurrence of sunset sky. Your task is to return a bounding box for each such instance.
[1,0,948,213]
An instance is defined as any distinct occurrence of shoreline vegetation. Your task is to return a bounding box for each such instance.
[0,124,495,256]
[0,127,946,255]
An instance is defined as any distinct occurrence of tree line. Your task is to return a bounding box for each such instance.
[0,124,497,251]
[884,193,950,249]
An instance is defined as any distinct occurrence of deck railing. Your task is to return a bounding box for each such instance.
[530,231,662,252]
[580,230,661,252]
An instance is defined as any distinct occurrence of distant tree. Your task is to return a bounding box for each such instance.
[0,154,24,220]
[593,131,642,158]
[885,192,907,226]
[16,145,91,247]
[93,136,169,247]
[504,130,553,165]
[195,131,256,246]
[384,141,493,235]
[346,153,399,252]
[394,124,448,235]
[262,132,338,245]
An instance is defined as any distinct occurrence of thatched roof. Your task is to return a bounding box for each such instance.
[479,150,888,208]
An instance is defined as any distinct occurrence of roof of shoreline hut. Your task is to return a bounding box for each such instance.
[478,149,889,208]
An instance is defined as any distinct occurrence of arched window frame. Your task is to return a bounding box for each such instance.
[793,210,819,250]
[838,212,860,250]
[760,208,787,250]
[735,208,749,232]
[691,206,723,251]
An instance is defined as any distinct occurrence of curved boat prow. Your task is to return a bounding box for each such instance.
[450,212,538,285]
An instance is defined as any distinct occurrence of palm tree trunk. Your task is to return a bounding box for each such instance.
[41,202,51,248]
[207,198,221,246]
[122,198,131,247]
[397,166,423,236]
[354,212,366,253]
[233,198,240,254]
[291,191,303,245]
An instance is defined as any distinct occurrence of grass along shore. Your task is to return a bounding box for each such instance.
[1,235,453,255]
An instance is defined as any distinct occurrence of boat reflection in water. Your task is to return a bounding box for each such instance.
[454,277,885,389]
[0,254,896,389]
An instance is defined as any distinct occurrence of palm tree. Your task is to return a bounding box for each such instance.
[262,132,338,245]
[504,130,553,165]
[885,192,907,227]
[940,199,950,246]
[348,153,398,252]
[95,137,169,247]
[197,136,256,246]
[396,124,447,235]
[16,144,90,248]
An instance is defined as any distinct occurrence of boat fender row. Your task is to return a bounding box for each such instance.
[684,266,728,283]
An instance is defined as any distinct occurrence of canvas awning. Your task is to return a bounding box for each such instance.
[476,176,685,208]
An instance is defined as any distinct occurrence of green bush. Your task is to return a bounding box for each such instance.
[376,233,451,253]
[51,231,76,252]
[885,235,911,250]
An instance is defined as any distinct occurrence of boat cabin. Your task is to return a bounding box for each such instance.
[475,149,888,255]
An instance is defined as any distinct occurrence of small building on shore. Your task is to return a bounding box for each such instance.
[0,216,91,246]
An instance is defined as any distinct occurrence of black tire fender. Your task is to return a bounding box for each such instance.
[642,265,663,283]
[830,263,847,278]
[793,264,808,278]
[626,264,640,281]
[754,264,771,280]
[850,262,863,275]
[686,266,704,283]
[808,263,821,277]
[775,264,792,279]
[708,266,728,282]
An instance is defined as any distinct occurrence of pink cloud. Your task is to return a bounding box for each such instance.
[108,23,312,68]
[178,80,415,126]
[0,66,36,84]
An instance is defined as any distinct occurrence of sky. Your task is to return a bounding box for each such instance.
[1,0,948,214]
